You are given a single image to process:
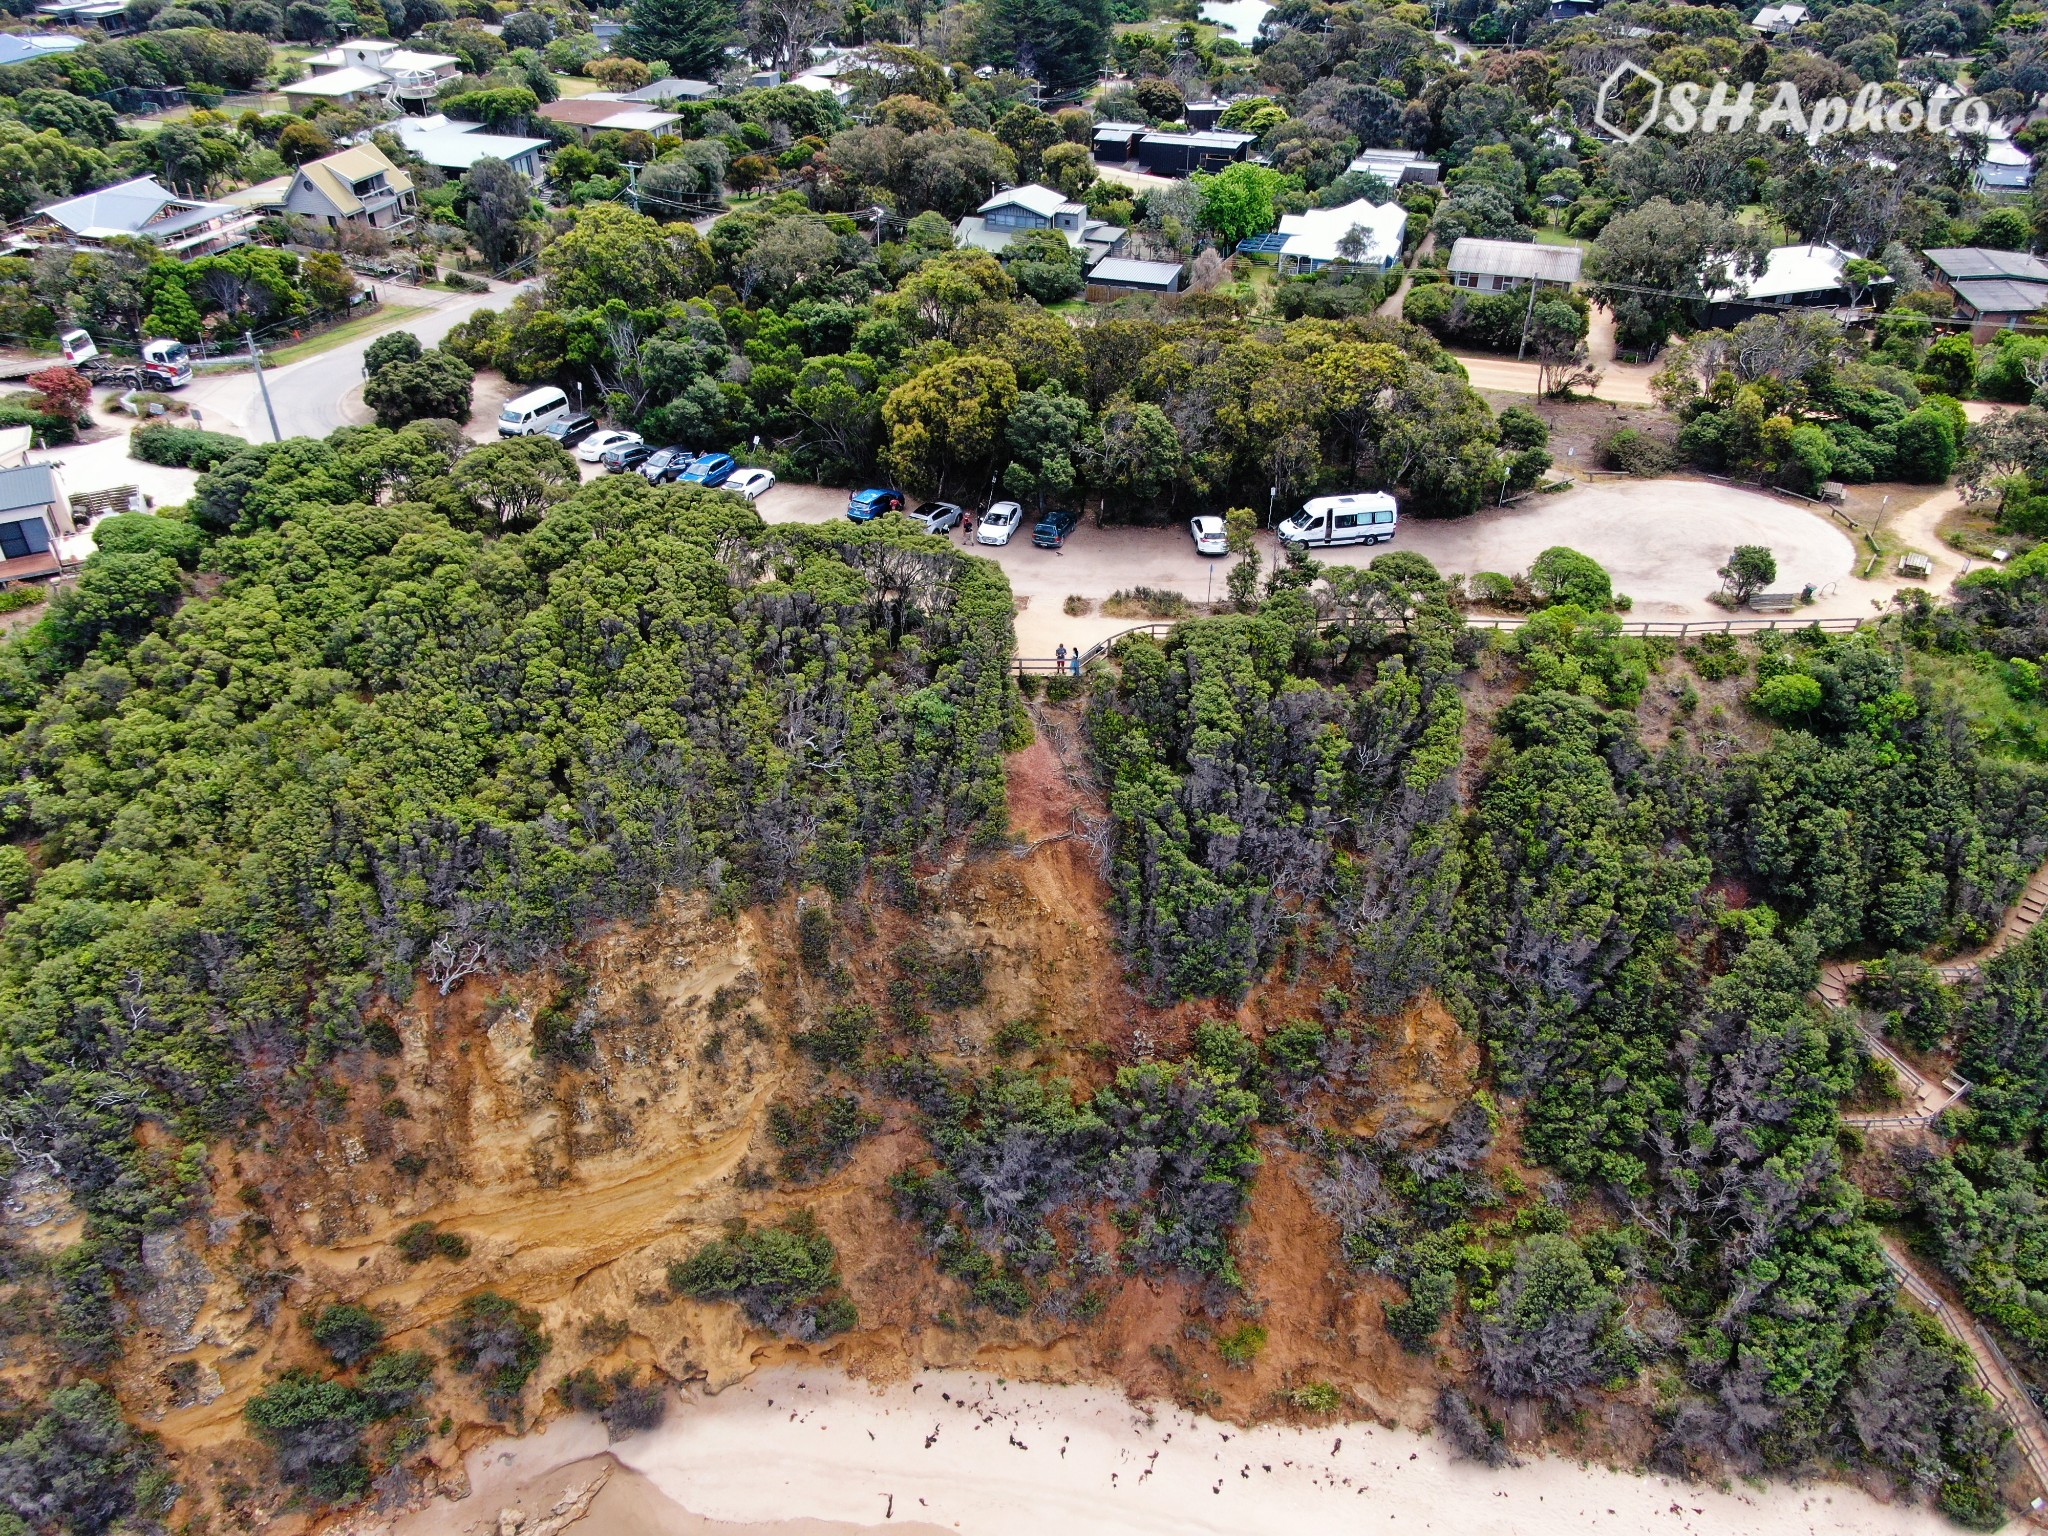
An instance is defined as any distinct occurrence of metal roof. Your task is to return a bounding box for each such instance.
[979,183,1081,219]
[1447,237,1583,283]
[1953,278,2048,316]
[1088,258,1182,287]
[35,176,235,241]
[1925,247,2048,283]
[0,464,58,517]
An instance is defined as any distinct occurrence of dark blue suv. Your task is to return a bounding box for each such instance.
[1032,507,1081,548]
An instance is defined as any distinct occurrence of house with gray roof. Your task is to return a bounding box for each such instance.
[17,176,255,257]
[954,184,1126,265]
[0,463,74,585]
[1926,248,2048,338]
[1447,237,1582,292]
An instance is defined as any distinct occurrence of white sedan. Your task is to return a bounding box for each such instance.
[577,429,642,463]
[1190,514,1230,556]
[726,467,777,501]
[977,501,1023,546]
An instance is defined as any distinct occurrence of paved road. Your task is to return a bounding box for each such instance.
[186,279,534,443]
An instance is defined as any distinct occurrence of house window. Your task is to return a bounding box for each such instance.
[0,515,50,560]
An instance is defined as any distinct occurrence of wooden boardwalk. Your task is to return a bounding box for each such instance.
[1812,859,2048,1515]
[1824,855,2048,1130]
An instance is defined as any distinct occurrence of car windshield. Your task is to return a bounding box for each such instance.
[913,502,946,517]
[987,508,1011,523]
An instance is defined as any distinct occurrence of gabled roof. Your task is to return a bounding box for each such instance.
[291,142,411,216]
[1925,247,2048,283]
[0,464,58,516]
[1274,197,1408,265]
[1447,237,1583,283]
[34,175,234,241]
[979,183,1079,219]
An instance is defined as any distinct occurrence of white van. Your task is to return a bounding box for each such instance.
[497,385,571,437]
[1278,491,1398,547]
[59,328,98,366]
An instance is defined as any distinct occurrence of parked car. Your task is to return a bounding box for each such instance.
[541,412,599,450]
[725,467,777,500]
[847,487,906,522]
[1189,514,1229,556]
[579,429,641,463]
[602,443,656,473]
[1032,507,1081,549]
[640,447,693,483]
[908,499,963,534]
[977,500,1023,546]
[680,452,736,487]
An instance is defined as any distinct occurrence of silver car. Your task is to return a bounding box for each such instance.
[909,499,964,534]
[977,501,1023,546]
[725,467,777,500]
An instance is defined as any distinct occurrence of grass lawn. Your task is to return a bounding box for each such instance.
[554,74,605,97]
[1534,227,1591,250]
[262,305,432,367]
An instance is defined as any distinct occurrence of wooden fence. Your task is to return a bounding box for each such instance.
[1014,611,1878,676]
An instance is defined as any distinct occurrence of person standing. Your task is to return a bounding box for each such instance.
[1055,643,1068,673]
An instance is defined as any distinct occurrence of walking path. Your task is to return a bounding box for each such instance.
[1881,1236,2048,1516]
[1817,860,2048,1515]
[1824,854,2048,1128]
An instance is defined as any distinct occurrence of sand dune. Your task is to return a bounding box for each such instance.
[398,1366,1963,1536]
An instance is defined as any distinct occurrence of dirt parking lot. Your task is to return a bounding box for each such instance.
[576,470,1883,661]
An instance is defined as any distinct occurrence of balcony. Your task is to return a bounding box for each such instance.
[387,68,445,101]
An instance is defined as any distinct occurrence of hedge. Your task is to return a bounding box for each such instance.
[129,422,247,470]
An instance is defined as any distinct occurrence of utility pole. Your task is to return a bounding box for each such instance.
[1516,273,1539,361]
[246,330,280,443]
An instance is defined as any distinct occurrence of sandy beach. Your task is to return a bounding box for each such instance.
[398,1367,1965,1536]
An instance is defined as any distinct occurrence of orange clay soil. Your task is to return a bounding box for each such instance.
[95,702,1631,1533]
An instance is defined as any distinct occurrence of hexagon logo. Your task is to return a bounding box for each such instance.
[1595,60,1665,144]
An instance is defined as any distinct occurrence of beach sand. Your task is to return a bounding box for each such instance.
[397,1366,1967,1536]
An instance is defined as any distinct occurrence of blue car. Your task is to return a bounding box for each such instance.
[680,452,736,487]
[847,487,906,522]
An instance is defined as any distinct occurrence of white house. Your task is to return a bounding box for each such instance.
[299,38,461,109]
[1272,197,1409,273]
[389,114,549,179]
[954,184,1127,265]
[1750,4,1807,31]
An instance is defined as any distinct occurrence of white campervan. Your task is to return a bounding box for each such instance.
[497,386,571,437]
[1278,491,1399,548]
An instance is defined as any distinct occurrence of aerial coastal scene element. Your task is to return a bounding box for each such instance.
[0,0,2045,1531]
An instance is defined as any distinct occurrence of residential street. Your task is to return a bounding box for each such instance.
[180,277,535,443]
